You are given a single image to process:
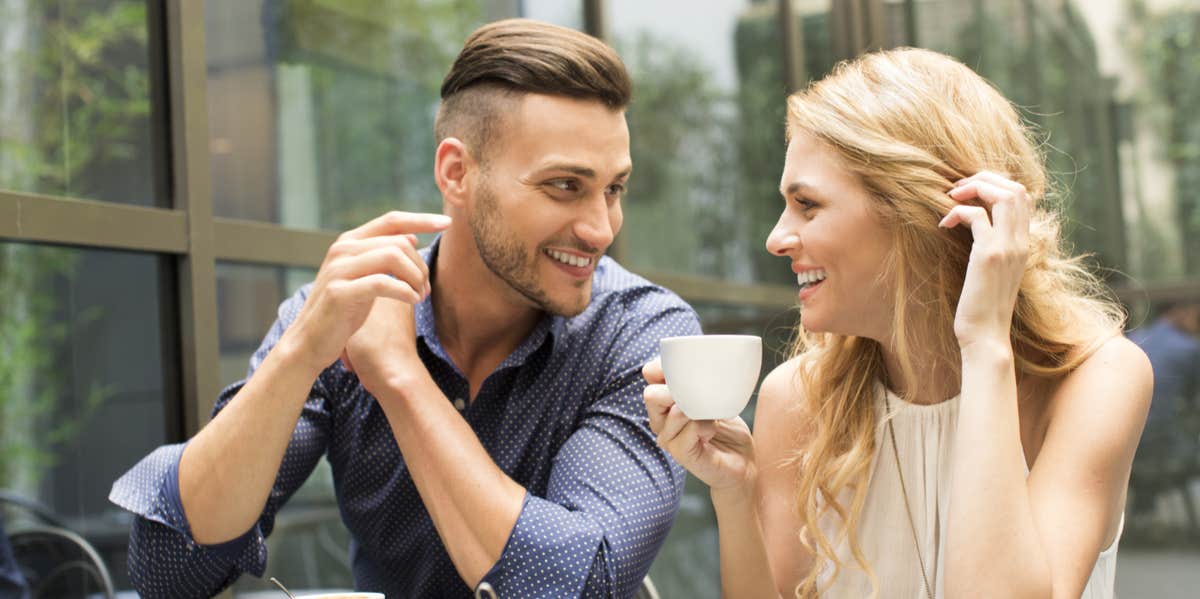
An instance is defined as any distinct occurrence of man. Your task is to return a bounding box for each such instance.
[1128,300,1200,529]
[1129,301,1200,451]
[110,19,699,598]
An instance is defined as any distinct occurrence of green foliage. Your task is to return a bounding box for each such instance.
[1127,2,1200,276]
[0,245,109,487]
[0,0,136,487]
[926,1,1128,276]
[734,9,789,285]
[0,0,150,196]
[277,0,484,230]
[618,30,741,278]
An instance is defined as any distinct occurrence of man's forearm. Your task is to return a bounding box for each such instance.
[179,335,323,544]
[378,370,526,587]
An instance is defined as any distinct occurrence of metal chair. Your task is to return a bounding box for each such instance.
[0,490,115,599]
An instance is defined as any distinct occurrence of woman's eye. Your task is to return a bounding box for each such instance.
[794,197,817,210]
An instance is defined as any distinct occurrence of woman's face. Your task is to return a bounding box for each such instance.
[766,133,896,341]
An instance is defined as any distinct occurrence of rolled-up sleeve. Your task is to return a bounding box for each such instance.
[480,301,701,598]
[109,286,334,599]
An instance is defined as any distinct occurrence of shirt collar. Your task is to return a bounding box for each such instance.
[415,235,565,373]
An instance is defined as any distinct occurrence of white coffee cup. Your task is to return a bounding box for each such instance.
[658,335,762,420]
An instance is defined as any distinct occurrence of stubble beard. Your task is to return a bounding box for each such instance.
[469,181,589,317]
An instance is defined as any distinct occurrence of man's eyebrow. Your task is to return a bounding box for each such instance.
[537,163,597,179]
[537,163,634,181]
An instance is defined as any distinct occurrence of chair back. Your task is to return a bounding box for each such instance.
[1,491,115,599]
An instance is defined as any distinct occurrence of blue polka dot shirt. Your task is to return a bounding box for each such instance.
[109,239,700,598]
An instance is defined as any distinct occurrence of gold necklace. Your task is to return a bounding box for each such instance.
[884,390,936,599]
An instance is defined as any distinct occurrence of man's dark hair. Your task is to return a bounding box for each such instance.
[434,19,632,162]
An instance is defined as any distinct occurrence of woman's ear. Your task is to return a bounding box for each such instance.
[435,137,473,208]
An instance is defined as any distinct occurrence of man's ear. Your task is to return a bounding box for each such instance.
[435,138,474,208]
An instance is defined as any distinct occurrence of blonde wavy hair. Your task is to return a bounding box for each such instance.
[782,48,1126,597]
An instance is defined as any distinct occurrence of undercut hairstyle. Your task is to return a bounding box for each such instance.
[434,19,632,163]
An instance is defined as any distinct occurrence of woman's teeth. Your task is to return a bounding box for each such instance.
[797,269,827,290]
[546,249,592,268]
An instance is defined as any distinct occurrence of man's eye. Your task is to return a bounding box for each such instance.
[548,179,580,193]
[606,183,627,197]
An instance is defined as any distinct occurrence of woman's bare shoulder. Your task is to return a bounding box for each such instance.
[757,356,806,416]
[1038,334,1153,461]
[1051,335,1152,414]
[754,355,813,456]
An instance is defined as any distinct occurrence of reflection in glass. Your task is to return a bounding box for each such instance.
[614,0,781,285]
[908,0,1129,279]
[0,242,172,592]
[0,0,160,205]
[612,0,836,287]
[205,0,582,231]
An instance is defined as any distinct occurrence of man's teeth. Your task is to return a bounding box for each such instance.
[797,269,827,289]
[546,249,592,268]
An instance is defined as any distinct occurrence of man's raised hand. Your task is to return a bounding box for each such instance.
[282,211,451,374]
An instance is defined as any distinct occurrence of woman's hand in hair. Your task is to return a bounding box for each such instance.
[642,358,757,492]
[940,171,1031,351]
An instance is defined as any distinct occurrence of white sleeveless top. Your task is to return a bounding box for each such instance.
[816,385,1121,598]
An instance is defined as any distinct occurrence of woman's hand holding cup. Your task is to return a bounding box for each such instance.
[642,340,761,493]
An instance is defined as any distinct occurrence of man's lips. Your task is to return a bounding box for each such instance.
[543,248,596,278]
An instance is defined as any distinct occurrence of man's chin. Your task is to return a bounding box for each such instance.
[542,291,592,318]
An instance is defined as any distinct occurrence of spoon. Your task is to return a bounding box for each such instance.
[270,577,297,598]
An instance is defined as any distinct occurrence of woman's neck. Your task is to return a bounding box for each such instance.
[879,342,961,405]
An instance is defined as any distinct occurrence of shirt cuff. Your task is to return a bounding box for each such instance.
[478,492,610,598]
[109,443,265,572]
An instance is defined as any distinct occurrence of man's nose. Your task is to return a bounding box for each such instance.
[574,194,616,251]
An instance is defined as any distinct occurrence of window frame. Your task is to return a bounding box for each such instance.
[0,0,1189,489]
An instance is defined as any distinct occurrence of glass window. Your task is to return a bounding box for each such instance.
[205,0,583,231]
[790,0,838,83]
[909,0,1130,278]
[611,0,833,287]
[0,242,173,593]
[0,1,162,206]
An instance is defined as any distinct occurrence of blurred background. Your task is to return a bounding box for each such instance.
[1,0,1197,597]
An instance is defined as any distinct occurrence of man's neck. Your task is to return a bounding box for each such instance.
[431,229,543,396]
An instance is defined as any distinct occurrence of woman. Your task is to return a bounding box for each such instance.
[644,48,1151,598]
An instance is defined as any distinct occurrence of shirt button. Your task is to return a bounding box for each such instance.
[474,581,497,599]
[453,398,466,411]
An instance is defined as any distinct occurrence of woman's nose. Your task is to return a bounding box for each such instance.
[765,221,800,257]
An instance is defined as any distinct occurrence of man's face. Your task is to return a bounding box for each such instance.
[466,93,630,317]
[1182,304,1200,336]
